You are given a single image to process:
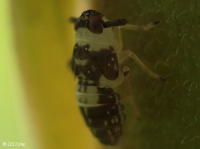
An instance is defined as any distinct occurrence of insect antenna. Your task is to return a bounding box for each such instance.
[103,18,128,28]
[69,17,78,23]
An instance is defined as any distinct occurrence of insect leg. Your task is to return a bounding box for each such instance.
[119,50,165,81]
[121,68,142,119]
[113,27,123,51]
[120,20,161,31]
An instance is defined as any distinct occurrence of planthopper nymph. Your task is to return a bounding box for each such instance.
[69,10,165,145]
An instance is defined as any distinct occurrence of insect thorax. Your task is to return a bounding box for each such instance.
[72,25,125,88]
[71,41,124,88]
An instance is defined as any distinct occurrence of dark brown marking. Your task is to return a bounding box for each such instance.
[78,94,118,104]
[91,124,122,138]
[91,124,122,145]
[83,114,124,128]
[74,44,90,60]
[80,104,120,119]
[99,136,119,145]
[97,87,114,94]
[71,44,119,82]
[81,63,102,81]
[98,94,119,104]
[89,46,119,80]
[88,16,103,34]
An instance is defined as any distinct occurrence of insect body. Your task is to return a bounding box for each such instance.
[70,10,164,145]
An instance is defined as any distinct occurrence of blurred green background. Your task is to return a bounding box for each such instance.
[0,0,99,149]
[0,0,35,149]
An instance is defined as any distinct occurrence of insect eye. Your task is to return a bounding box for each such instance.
[88,16,103,34]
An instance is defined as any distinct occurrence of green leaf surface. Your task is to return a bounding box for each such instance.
[90,0,200,149]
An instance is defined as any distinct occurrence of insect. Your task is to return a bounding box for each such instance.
[69,10,165,145]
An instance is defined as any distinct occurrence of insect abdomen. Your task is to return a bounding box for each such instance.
[77,82,125,145]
